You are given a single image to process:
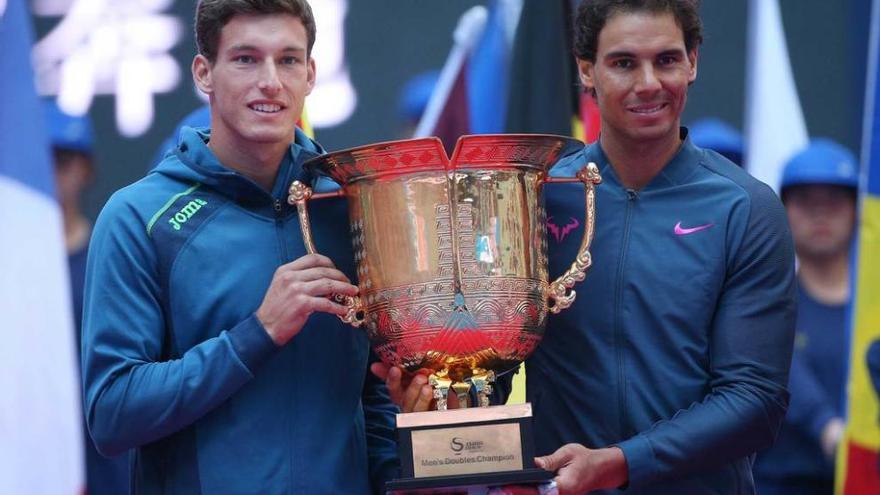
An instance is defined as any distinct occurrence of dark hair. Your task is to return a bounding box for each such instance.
[573,0,703,62]
[195,0,316,63]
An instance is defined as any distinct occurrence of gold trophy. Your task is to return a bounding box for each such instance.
[289,134,600,492]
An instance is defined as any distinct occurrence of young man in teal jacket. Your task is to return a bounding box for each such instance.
[378,1,797,493]
[82,1,397,493]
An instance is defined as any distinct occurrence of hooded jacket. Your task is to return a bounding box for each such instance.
[82,127,397,494]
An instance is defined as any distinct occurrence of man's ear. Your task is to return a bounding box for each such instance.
[687,48,698,83]
[305,57,317,96]
[192,54,213,95]
[577,58,597,97]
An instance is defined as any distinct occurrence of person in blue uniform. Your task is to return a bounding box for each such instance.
[376,1,797,494]
[81,1,397,493]
[754,139,860,495]
[44,100,130,495]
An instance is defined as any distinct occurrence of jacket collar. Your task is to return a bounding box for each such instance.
[582,127,701,191]
[167,127,324,205]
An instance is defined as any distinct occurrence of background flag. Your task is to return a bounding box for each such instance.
[415,0,522,153]
[838,0,880,491]
[414,5,487,148]
[0,0,85,492]
[505,0,596,142]
[744,0,808,191]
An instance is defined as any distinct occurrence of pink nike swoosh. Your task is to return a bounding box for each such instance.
[674,221,714,235]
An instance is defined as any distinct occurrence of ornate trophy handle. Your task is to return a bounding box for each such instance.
[545,163,602,314]
[287,180,366,327]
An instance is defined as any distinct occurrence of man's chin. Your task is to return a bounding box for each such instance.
[243,129,297,145]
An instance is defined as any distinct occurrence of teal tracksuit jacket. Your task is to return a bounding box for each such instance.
[82,127,398,494]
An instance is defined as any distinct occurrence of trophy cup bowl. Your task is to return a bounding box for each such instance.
[289,134,601,491]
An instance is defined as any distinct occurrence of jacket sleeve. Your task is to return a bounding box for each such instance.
[82,194,279,456]
[784,353,838,441]
[361,352,400,493]
[616,183,797,486]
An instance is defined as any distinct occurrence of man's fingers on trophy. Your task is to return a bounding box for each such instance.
[308,294,351,317]
[369,362,391,380]
[382,365,406,405]
[301,279,358,297]
[534,444,570,472]
[288,253,336,270]
[294,266,352,284]
[536,444,591,495]
[402,373,433,413]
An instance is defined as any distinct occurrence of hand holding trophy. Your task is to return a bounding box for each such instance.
[289,134,600,493]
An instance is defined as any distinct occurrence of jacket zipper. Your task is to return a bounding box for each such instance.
[274,198,293,263]
[615,188,638,437]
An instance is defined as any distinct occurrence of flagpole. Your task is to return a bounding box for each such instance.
[414,6,486,138]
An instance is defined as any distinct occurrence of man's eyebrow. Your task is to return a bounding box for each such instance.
[603,47,686,59]
[656,48,686,58]
[280,47,307,55]
[228,44,258,52]
[603,50,636,59]
[226,44,306,54]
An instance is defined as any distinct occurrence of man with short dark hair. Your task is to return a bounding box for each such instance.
[376,1,797,493]
[524,1,796,492]
[82,1,397,493]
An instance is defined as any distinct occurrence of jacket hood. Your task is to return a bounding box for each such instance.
[152,126,327,202]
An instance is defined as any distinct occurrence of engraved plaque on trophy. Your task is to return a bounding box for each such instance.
[289,134,600,493]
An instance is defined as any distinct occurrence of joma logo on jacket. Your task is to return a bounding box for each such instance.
[169,198,208,230]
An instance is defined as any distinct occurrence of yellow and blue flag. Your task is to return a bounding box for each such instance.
[839,0,880,492]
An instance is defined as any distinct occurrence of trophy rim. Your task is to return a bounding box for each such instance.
[302,133,585,183]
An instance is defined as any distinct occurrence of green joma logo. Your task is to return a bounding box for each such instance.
[168,198,208,231]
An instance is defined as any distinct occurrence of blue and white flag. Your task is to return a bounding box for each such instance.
[0,0,85,492]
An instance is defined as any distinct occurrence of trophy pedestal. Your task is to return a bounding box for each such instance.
[386,404,553,494]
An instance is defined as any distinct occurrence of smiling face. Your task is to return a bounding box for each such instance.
[578,11,697,149]
[192,13,315,153]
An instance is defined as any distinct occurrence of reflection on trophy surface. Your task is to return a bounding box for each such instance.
[290,134,600,411]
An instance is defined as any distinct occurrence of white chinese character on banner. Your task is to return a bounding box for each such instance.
[32,0,183,137]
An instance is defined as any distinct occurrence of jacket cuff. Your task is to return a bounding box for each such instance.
[807,409,837,442]
[615,434,656,488]
[226,313,280,372]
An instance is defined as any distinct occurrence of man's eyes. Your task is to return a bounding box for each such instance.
[609,55,681,69]
[233,55,299,65]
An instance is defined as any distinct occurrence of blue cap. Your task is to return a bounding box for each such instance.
[780,138,859,191]
[397,70,440,123]
[42,99,94,154]
[688,118,744,164]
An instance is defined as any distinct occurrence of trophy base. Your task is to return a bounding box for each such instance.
[385,468,554,494]
[389,403,548,494]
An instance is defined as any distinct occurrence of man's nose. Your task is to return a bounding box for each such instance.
[258,61,282,94]
[634,64,661,93]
